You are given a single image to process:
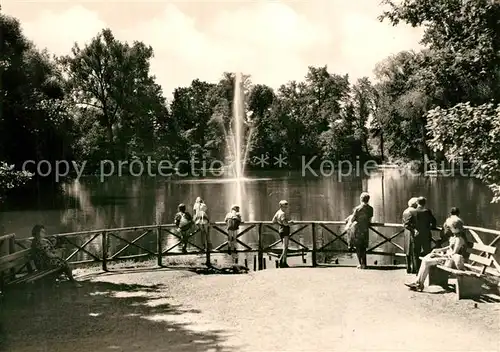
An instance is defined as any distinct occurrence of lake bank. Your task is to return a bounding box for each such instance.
[2,267,499,352]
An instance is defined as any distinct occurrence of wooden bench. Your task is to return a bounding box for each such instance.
[427,242,498,299]
[0,249,62,291]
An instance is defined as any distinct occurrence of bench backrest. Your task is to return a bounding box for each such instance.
[466,242,497,274]
[0,249,32,273]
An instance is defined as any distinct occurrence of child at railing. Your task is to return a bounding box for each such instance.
[193,197,207,217]
[272,200,293,268]
[174,204,193,253]
[193,198,211,251]
[225,205,242,255]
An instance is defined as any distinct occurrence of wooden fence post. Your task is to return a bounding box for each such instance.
[311,223,317,267]
[205,225,211,267]
[157,226,162,267]
[0,228,7,258]
[258,223,263,270]
[102,231,108,272]
[8,236,16,278]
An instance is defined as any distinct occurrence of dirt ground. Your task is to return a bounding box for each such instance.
[1,267,499,352]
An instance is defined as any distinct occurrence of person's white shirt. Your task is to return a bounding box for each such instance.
[272,209,289,226]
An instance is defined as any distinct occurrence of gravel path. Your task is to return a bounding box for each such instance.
[2,267,499,352]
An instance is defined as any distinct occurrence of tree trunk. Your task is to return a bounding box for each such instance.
[363,135,370,157]
[380,132,385,162]
[420,123,429,171]
[106,124,114,160]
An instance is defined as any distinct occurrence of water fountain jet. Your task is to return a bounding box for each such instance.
[226,72,253,219]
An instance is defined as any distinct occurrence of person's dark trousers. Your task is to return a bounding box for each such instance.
[356,246,367,267]
[412,235,431,272]
[180,229,190,253]
[406,238,418,274]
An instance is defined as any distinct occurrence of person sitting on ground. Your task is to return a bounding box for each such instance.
[272,200,293,268]
[174,203,193,253]
[193,198,211,251]
[346,192,373,269]
[225,205,242,255]
[405,207,468,291]
[30,225,82,287]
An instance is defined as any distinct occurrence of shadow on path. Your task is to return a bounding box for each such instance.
[0,280,233,352]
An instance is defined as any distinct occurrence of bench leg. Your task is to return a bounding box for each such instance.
[456,275,483,300]
[428,266,449,288]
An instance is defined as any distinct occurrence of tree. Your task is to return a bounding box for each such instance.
[61,28,166,161]
[320,102,363,162]
[351,77,376,155]
[0,11,73,190]
[246,84,277,160]
[274,80,310,166]
[379,0,500,106]
[248,84,274,121]
[427,102,500,202]
[270,66,352,167]
[170,79,218,160]
[372,51,430,162]
[303,67,351,163]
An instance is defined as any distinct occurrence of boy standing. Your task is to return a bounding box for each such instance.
[272,200,293,268]
[225,205,242,254]
[174,203,193,253]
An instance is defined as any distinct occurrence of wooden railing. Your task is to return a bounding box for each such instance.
[5,221,500,275]
[0,233,16,278]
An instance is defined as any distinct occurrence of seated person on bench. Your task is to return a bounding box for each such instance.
[30,225,82,287]
[404,207,467,291]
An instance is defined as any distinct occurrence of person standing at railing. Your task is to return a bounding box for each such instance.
[413,197,437,271]
[193,197,211,251]
[30,225,82,287]
[402,197,419,274]
[272,200,293,268]
[346,192,373,269]
[174,203,193,253]
[193,197,206,217]
[225,205,242,255]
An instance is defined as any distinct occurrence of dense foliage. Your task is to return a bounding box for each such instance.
[0,162,33,195]
[427,103,500,202]
[1,1,500,200]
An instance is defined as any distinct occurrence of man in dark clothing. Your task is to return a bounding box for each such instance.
[402,197,419,274]
[413,197,437,271]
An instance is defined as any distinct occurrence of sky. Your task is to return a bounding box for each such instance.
[2,0,424,99]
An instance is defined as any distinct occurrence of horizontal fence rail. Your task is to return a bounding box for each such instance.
[2,222,500,277]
